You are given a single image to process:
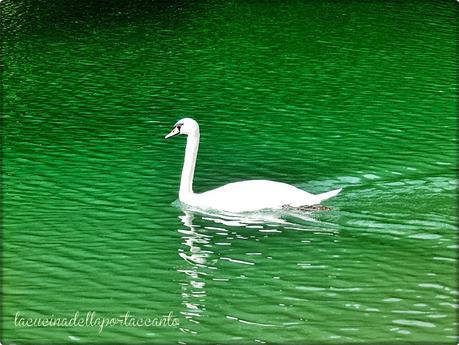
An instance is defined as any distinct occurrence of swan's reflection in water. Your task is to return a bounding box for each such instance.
[175,204,338,333]
[177,210,212,329]
[175,202,328,228]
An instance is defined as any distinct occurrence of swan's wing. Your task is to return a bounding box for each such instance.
[197,180,316,212]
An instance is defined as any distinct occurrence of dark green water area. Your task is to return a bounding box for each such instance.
[2,0,457,343]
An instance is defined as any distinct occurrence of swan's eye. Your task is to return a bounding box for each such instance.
[176,124,183,132]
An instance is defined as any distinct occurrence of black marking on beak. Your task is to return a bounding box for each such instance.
[165,123,183,139]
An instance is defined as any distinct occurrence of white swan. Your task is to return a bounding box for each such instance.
[165,118,342,212]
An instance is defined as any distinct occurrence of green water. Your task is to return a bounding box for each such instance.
[2,0,457,343]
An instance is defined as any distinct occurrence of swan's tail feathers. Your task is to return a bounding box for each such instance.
[316,188,342,203]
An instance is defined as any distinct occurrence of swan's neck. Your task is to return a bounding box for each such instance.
[179,132,199,201]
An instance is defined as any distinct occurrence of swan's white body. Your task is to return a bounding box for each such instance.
[166,118,341,212]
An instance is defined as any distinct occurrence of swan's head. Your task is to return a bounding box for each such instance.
[165,118,199,139]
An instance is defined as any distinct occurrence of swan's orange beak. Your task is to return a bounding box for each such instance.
[165,126,180,139]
